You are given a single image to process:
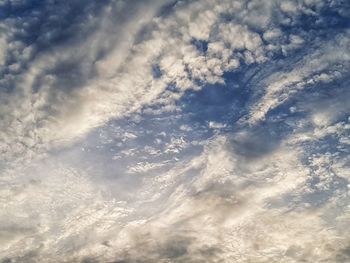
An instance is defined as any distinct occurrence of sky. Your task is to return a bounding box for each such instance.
[0,0,350,262]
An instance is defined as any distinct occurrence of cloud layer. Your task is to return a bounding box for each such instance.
[1,0,350,262]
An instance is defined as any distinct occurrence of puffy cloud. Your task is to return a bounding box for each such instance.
[93,136,349,262]
[246,32,350,125]
[1,0,339,163]
[0,159,132,262]
[3,129,349,262]
[1,0,350,262]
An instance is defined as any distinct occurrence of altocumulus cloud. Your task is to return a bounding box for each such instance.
[0,0,350,262]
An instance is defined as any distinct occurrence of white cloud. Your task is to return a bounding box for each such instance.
[1,0,350,262]
[246,32,350,124]
[0,159,132,262]
[99,135,350,262]
[0,0,325,164]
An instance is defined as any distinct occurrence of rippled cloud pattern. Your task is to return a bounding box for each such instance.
[1,0,350,262]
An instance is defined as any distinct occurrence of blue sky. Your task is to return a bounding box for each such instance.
[0,0,350,262]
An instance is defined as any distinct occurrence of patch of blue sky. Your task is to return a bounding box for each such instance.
[191,38,208,54]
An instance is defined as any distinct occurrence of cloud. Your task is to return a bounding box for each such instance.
[92,135,349,262]
[245,32,350,125]
[4,131,346,262]
[1,0,350,262]
[0,158,134,262]
[2,0,341,163]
